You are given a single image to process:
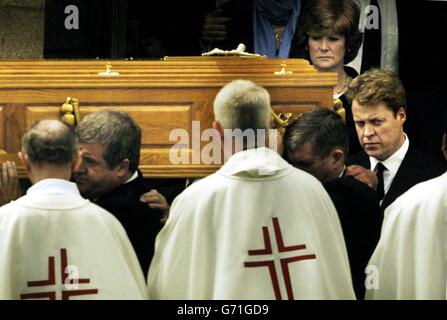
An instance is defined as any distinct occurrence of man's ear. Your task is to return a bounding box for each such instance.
[213,121,225,140]
[398,107,407,123]
[18,151,31,172]
[330,148,345,167]
[116,158,130,178]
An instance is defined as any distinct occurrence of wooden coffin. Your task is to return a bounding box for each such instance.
[0,57,336,178]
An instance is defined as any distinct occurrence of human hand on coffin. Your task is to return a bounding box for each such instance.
[0,161,21,206]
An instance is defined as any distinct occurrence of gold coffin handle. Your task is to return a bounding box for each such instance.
[271,111,301,135]
[61,97,81,126]
[333,98,346,123]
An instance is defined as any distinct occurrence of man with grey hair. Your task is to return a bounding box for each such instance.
[148,80,355,299]
[73,110,165,278]
[0,120,147,300]
[213,79,271,131]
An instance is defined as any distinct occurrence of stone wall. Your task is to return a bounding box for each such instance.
[0,0,46,58]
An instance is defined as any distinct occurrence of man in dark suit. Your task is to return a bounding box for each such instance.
[347,69,447,213]
[73,110,167,277]
[284,108,381,300]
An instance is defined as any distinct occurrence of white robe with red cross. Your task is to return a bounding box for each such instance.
[0,179,148,300]
[365,172,447,300]
[148,147,355,300]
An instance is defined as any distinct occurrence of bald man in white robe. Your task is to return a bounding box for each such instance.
[0,120,147,300]
[148,80,355,300]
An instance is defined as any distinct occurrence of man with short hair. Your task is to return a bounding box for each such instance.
[285,109,351,183]
[73,110,165,277]
[0,120,147,300]
[347,69,446,212]
[284,108,381,299]
[365,122,447,300]
[148,80,355,299]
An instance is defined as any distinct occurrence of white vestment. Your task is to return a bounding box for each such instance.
[0,179,147,300]
[366,172,447,300]
[148,148,355,300]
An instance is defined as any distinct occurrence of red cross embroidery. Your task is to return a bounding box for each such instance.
[244,217,316,300]
[20,249,99,300]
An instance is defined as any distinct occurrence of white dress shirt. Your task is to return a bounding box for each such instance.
[125,170,139,184]
[370,134,409,198]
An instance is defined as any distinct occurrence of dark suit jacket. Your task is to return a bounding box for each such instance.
[348,144,447,212]
[324,176,381,300]
[145,178,186,205]
[95,171,162,278]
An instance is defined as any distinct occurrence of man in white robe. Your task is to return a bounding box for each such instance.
[365,132,447,300]
[148,80,355,300]
[0,120,147,300]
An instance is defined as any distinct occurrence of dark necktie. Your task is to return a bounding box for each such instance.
[375,162,386,201]
[361,0,382,73]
